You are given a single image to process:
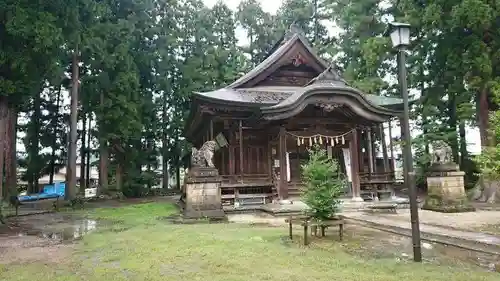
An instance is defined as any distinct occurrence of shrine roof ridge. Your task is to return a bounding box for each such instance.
[226,32,329,89]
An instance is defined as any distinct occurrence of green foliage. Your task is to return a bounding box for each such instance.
[301,145,345,220]
[475,110,500,181]
[4,0,499,200]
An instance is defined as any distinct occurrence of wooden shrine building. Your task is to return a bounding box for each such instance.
[184,26,405,206]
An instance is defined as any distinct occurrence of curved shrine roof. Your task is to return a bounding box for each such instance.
[194,85,406,110]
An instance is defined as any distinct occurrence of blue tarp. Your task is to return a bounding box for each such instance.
[18,182,66,202]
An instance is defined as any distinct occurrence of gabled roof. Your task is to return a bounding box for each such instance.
[225,33,327,89]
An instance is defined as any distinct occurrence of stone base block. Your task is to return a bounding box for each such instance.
[427,172,466,200]
[183,166,225,220]
[424,170,475,213]
[422,200,476,213]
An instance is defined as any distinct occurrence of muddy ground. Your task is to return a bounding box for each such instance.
[0,199,499,272]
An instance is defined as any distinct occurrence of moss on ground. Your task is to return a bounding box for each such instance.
[423,194,476,213]
[477,224,500,235]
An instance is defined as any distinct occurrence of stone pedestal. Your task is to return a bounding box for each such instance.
[182,167,226,220]
[423,164,475,213]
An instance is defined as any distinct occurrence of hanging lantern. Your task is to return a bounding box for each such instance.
[342,135,345,144]
[301,138,305,145]
[296,137,301,146]
[309,137,312,146]
[336,136,339,144]
[330,137,334,146]
[319,136,323,144]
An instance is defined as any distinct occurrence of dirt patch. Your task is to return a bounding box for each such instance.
[0,234,74,265]
[0,212,103,265]
[309,225,500,272]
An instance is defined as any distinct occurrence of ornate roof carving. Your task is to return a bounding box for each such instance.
[306,64,348,86]
[237,89,292,103]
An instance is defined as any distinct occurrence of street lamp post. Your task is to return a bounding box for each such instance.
[387,22,422,262]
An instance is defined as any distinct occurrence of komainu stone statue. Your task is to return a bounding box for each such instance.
[431,140,453,164]
[191,140,217,167]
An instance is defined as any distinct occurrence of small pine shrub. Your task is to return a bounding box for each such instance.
[301,145,346,221]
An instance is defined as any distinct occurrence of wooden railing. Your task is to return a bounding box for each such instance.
[359,171,396,200]
[220,174,271,185]
[220,174,274,206]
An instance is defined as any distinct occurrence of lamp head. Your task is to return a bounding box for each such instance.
[386,22,411,49]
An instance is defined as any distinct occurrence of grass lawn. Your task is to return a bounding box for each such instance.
[1,202,498,281]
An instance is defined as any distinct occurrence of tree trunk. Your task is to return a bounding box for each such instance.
[98,91,109,194]
[80,109,87,192]
[66,48,79,200]
[86,113,92,188]
[5,105,17,196]
[380,123,389,172]
[99,141,109,194]
[175,141,181,190]
[116,161,123,192]
[0,96,8,205]
[49,85,62,184]
[28,93,41,194]
[162,94,169,189]
[176,156,181,190]
[388,119,395,172]
[459,121,468,167]
[162,155,169,189]
[448,93,459,162]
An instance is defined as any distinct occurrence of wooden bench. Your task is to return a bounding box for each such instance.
[365,203,398,214]
[286,215,345,245]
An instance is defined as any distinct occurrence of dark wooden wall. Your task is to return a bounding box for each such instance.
[214,129,269,176]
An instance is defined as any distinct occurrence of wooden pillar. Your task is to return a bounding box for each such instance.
[229,127,235,175]
[367,128,374,173]
[380,123,390,173]
[350,129,362,201]
[239,120,244,181]
[356,130,365,172]
[209,119,214,140]
[279,126,288,199]
[388,119,395,172]
[267,140,273,178]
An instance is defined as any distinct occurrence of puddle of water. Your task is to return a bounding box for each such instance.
[16,219,99,242]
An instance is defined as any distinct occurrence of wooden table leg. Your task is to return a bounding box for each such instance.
[289,218,293,240]
[339,224,344,241]
[303,223,309,246]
